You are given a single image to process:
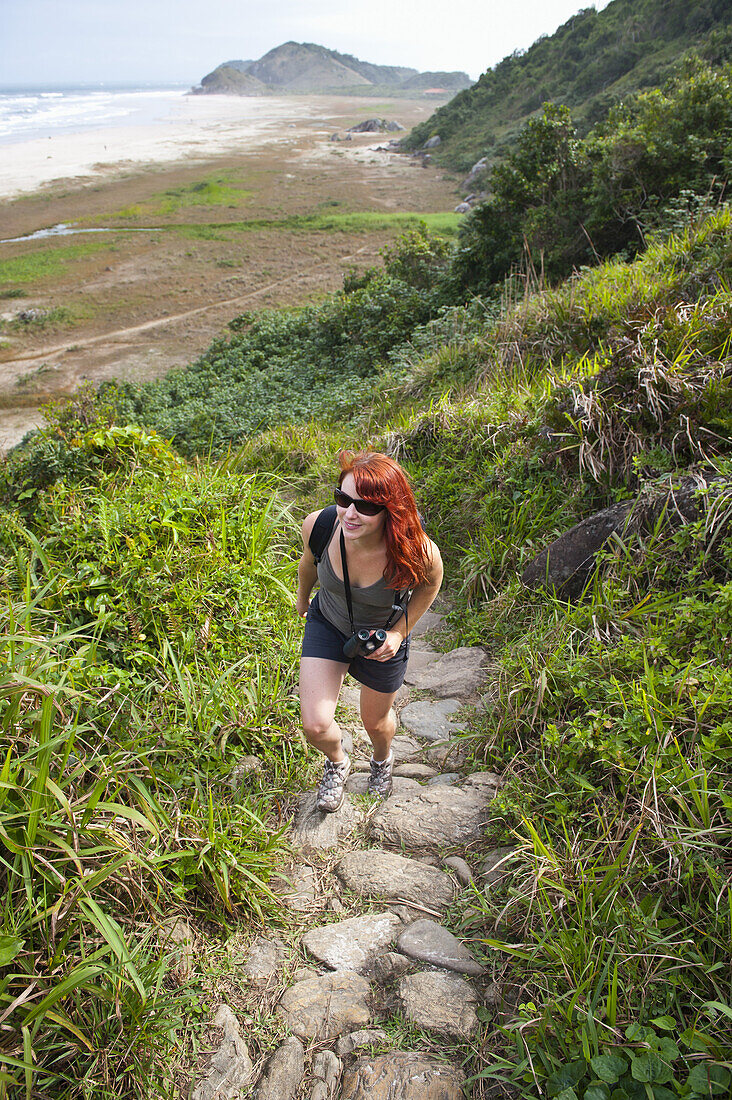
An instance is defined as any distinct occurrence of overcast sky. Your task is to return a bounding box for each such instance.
[1,0,613,87]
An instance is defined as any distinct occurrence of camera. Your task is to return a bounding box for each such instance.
[342,628,387,659]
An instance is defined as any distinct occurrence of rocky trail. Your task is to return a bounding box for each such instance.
[185,610,508,1100]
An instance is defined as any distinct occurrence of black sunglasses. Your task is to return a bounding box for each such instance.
[334,487,385,516]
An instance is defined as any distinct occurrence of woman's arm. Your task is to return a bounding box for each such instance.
[296,511,321,617]
[367,538,444,661]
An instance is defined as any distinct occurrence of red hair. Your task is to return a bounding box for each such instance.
[338,450,431,590]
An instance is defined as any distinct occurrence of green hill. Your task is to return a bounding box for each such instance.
[403,0,732,172]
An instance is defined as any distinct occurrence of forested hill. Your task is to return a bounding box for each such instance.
[403,0,732,172]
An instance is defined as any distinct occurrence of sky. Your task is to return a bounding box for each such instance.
[1,0,613,87]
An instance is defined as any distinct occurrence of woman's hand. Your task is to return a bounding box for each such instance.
[296,594,310,617]
[364,629,404,661]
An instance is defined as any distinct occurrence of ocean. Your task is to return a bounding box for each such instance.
[0,85,191,145]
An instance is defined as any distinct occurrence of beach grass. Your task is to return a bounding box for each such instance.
[0,238,123,287]
[173,210,461,240]
[108,172,254,219]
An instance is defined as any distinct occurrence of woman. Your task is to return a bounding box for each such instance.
[296,451,443,813]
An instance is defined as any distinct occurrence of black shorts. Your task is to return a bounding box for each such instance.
[301,593,410,694]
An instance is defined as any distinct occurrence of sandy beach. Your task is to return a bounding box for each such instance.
[0,94,329,201]
[0,92,459,451]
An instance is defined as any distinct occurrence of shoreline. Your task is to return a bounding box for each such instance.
[0,94,458,452]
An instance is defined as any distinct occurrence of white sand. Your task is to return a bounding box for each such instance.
[0,95,332,200]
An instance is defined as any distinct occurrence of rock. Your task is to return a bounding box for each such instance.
[410,609,444,637]
[389,904,421,924]
[404,647,441,685]
[341,728,354,754]
[290,792,363,852]
[397,971,479,1038]
[341,1052,465,1099]
[373,951,412,984]
[424,135,441,148]
[273,862,318,913]
[191,1004,254,1100]
[348,118,404,133]
[242,935,286,983]
[278,970,372,1040]
[346,773,419,797]
[419,741,469,769]
[291,966,318,983]
[408,646,487,697]
[521,499,633,598]
[157,917,194,980]
[339,684,361,709]
[397,919,485,976]
[463,770,501,792]
[393,762,438,779]
[336,1028,390,1056]
[310,1050,342,1100]
[399,698,463,741]
[336,849,455,911]
[330,133,341,141]
[254,1036,304,1100]
[427,772,461,786]
[227,755,262,787]
[302,912,401,973]
[454,202,471,213]
[388,733,423,762]
[462,156,487,189]
[443,856,473,885]
[480,846,516,885]
[370,783,496,852]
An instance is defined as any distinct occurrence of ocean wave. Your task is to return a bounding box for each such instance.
[0,87,187,142]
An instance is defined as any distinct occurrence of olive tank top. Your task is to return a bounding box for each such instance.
[316,521,396,636]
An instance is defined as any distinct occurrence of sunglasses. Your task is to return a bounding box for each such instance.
[334,487,386,516]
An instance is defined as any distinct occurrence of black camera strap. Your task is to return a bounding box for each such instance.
[339,530,411,638]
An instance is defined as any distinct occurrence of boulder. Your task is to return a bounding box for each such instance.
[336,849,455,911]
[454,202,471,213]
[397,919,485,976]
[370,783,496,851]
[302,912,401,972]
[254,1036,304,1100]
[278,970,372,1040]
[424,135,441,148]
[241,935,286,983]
[341,1052,464,1099]
[311,1050,342,1100]
[191,1004,254,1100]
[397,971,479,1038]
[407,646,487,697]
[290,792,363,852]
[399,698,462,741]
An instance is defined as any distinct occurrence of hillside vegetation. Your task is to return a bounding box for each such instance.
[403,0,732,171]
[2,38,732,1100]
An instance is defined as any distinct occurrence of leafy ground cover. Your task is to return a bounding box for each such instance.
[0,416,307,1097]
[2,163,732,1100]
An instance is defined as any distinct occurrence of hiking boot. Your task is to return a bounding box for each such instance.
[316,754,351,813]
[368,754,393,800]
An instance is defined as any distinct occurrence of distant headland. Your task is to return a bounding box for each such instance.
[192,41,472,98]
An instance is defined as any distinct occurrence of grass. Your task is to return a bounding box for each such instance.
[0,238,122,287]
[173,210,461,239]
[2,206,732,1096]
[108,173,254,219]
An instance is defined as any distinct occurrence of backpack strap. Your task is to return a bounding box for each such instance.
[308,504,338,565]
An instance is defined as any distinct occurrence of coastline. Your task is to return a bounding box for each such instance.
[0,93,458,452]
[0,94,330,201]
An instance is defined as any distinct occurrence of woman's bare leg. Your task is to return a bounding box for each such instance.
[299,656,349,762]
[359,684,398,761]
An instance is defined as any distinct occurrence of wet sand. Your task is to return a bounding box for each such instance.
[0,94,459,451]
